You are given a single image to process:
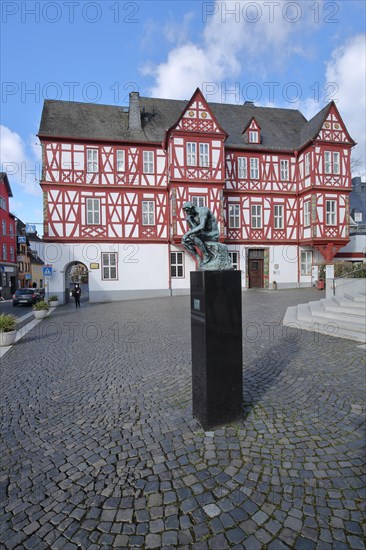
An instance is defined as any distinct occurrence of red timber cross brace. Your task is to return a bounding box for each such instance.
[315,243,344,263]
[166,88,227,245]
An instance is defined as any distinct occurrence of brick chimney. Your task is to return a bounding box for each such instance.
[128,92,141,130]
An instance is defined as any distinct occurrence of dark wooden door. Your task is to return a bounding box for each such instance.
[248,259,263,288]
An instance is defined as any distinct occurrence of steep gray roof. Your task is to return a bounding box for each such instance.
[38,97,349,152]
[297,103,332,148]
[350,177,366,218]
[0,172,13,197]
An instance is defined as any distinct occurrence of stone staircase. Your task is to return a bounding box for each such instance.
[283,290,366,343]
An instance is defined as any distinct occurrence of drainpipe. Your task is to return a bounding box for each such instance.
[164,135,172,297]
[294,149,301,288]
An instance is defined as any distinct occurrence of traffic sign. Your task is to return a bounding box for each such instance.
[26,223,36,234]
[42,266,53,277]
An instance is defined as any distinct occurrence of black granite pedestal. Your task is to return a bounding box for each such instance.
[190,271,243,430]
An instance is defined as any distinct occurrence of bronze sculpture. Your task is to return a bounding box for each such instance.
[182,202,233,271]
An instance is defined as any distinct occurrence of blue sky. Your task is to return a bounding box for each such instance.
[1,0,365,230]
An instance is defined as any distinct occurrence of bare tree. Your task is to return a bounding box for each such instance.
[350,153,364,174]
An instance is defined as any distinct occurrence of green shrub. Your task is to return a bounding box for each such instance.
[33,300,50,311]
[316,262,366,279]
[0,314,17,333]
[49,295,58,301]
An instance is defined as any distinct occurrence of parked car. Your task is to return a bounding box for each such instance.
[13,289,40,307]
[34,288,45,300]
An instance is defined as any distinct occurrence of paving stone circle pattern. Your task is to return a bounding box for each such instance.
[1,289,365,549]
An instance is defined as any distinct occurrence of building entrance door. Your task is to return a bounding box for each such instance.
[248,259,263,288]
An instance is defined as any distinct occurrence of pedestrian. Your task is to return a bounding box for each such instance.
[73,284,82,308]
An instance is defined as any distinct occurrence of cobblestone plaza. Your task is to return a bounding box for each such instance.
[1,289,365,549]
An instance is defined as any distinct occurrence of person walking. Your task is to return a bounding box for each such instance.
[73,284,82,308]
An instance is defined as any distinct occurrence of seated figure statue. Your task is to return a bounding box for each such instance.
[182,202,233,271]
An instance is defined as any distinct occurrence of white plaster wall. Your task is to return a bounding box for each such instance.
[170,247,195,292]
[269,245,298,285]
[43,241,315,301]
[43,242,170,303]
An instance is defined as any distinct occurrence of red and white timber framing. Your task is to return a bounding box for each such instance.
[40,92,354,267]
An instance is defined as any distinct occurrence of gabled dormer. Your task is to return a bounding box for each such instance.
[315,102,355,144]
[169,88,227,136]
[243,117,261,144]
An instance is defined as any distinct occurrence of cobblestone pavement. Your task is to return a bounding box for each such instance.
[1,289,365,549]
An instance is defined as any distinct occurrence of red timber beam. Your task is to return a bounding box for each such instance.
[315,243,345,262]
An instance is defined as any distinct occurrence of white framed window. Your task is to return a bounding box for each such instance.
[87,148,98,173]
[0,197,6,209]
[171,251,184,278]
[301,251,312,276]
[2,220,6,235]
[280,160,289,181]
[333,152,340,174]
[324,151,340,175]
[305,152,311,176]
[199,143,209,167]
[9,224,13,236]
[143,151,154,174]
[251,204,262,228]
[187,142,197,166]
[10,246,14,262]
[354,212,362,222]
[142,200,155,226]
[102,252,117,280]
[229,203,240,228]
[2,244,6,260]
[274,204,284,229]
[324,151,331,174]
[304,200,311,226]
[250,158,259,179]
[191,196,206,208]
[249,130,258,143]
[116,149,125,172]
[237,157,247,179]
[326,200,337,226]
[86,198,100,225]
[229,251,239,270]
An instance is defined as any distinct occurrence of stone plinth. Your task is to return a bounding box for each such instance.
[190,270,243,430]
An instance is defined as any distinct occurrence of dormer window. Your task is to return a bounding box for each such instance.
[249,130,259,143]
[244,117,261,144]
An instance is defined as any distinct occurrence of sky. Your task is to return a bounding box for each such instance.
[1,0,365,231]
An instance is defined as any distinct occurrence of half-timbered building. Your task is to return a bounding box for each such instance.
[38,88,355,302]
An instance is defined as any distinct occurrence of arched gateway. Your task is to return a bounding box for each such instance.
[64,262,89,303]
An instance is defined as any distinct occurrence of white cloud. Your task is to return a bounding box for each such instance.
[163,12,195,45]
[143,0,316,101]
[325,34,366,175]
[0,125,41,196]
[30,136,42,162]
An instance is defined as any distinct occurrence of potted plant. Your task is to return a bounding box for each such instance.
[33,300,50,319]
[0,313,17,347]
[49,295,59,307]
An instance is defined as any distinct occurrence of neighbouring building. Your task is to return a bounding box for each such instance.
[38,88,355,303]
[29,250,44,289]
[336,177,366,262]
[0,173,17,299]
[16,219,32,289]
